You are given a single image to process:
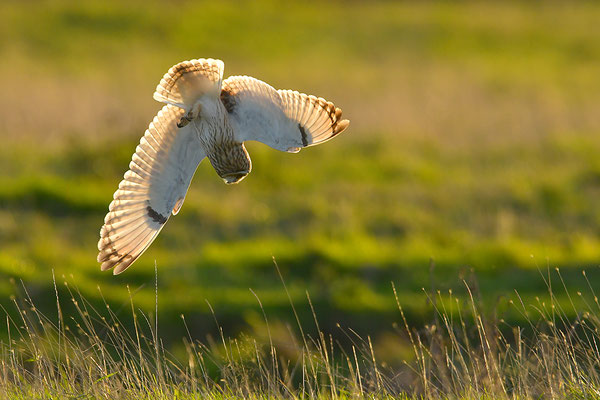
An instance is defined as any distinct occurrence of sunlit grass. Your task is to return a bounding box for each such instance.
[3,267,600,398]
[2,1,600,389]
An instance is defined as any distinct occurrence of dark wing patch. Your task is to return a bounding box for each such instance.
[146,205,168,224]
[220,87,237,113]
[298,124,308,147]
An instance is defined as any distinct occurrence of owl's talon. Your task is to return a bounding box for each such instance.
[177,111,194,128]
[177,103,203,128]
[177,116,190,128]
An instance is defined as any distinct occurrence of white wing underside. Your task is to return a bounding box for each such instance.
[220,76,349,153]
[97,105,205,274]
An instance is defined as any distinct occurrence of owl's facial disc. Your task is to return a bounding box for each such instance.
[222,170,249,184]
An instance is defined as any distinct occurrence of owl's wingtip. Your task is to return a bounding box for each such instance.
[333,119,350,136]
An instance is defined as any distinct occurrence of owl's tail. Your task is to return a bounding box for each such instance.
[153,58,224,110]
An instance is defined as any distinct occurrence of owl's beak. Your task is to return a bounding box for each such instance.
[222,170,249,185]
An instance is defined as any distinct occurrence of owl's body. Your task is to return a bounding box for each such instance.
[188,95,250,183]
[98,58,349,274]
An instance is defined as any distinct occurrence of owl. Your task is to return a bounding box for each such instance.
[98,58,349,274]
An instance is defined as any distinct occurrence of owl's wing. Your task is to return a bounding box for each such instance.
[220,76,349,153]
[98,105,205,275]
[153,58,225,110]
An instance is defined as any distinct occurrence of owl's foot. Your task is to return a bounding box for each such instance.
[177,110,195,128]
[177,104,202,128]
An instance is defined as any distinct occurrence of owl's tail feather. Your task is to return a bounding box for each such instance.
[153,58,224,110]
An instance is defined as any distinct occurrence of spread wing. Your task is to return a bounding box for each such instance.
[220,76,349,153]
[153,58,224,110]
[98,105,205,274]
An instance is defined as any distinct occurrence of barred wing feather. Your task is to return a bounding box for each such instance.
[97,105,205,274]
[220,76,349,153]
[153,58,224,109]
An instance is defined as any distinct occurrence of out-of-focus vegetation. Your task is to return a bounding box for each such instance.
[1,0,600,353]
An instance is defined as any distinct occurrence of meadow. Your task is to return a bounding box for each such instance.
[1,0,600,397]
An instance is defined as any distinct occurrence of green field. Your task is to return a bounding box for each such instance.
[2,1,600,396]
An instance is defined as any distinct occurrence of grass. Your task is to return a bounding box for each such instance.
[3,266,600,399]
[2,0,600,396]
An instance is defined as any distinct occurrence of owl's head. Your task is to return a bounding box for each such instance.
[222,171,248,184]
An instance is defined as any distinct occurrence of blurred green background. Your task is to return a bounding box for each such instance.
[1,0,600,353]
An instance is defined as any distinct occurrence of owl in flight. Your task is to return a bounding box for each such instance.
[97,58,349,274]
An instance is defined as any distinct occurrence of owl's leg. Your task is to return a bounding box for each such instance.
[177,103,203,128]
